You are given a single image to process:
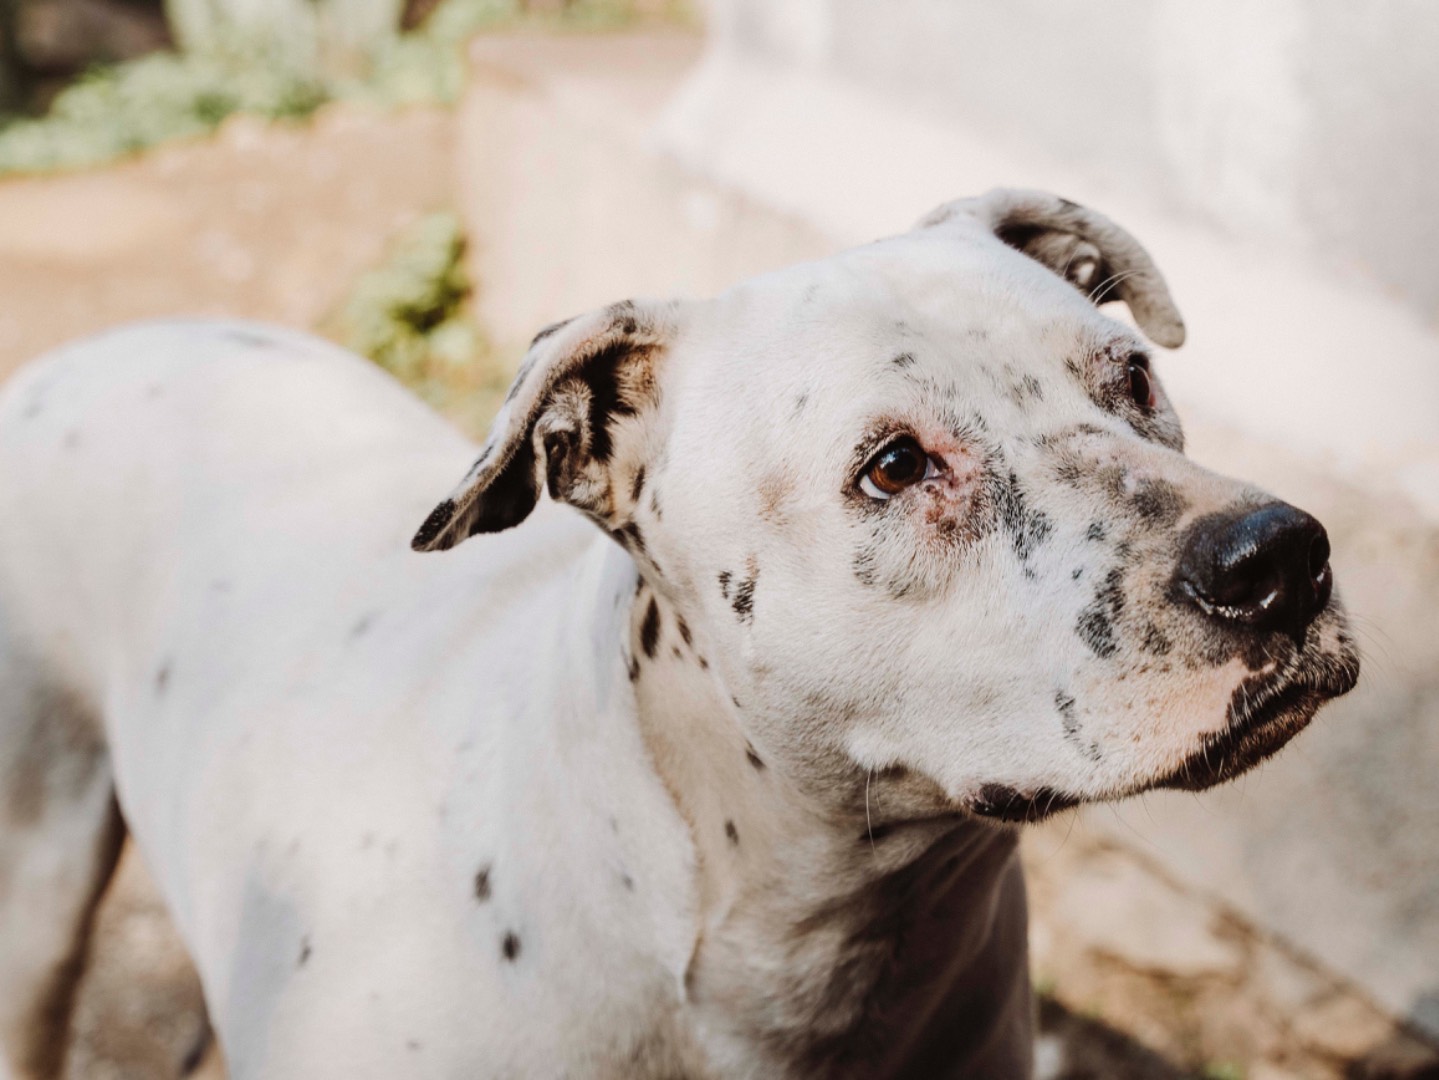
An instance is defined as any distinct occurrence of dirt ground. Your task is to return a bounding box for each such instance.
[1,105,1436,1080]
[0,105,454,380]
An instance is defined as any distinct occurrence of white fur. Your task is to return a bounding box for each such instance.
[0,193,1355,1079]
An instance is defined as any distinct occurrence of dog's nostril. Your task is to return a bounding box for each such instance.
[1176,503,1332,639]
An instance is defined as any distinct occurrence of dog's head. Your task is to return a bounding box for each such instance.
[413,189,1358,825]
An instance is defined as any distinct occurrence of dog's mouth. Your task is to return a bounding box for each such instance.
[965,648,1359,825]
[1155,657,1357,792]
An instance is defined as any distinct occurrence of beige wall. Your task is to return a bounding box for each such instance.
[714,0,1439,324]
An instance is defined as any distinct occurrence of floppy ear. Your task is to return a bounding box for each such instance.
[918,188,1186,348]
[412,300,676,552]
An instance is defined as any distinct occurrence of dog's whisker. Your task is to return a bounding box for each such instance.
[1086,267,1145,305]
[864,767,877,857]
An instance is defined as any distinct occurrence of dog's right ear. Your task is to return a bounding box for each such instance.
[412,301,676,552]
[918,188,1186,348]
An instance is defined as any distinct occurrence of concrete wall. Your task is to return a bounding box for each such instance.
[456,10,1439,1042]
[714,0,1439,325]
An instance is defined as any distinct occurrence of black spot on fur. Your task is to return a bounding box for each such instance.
[676,617,692,647]
[792,392,810,417]
[1056,692,1079,739]
[717,570,732,599]
[627,654,641,682]
[724,820,739,845]
[992,470,1052,561]
[745,745,765,770]
[891,352,916,369]
[411,498,457,549]
[502,932,521,962]
[474,866,492,902]
[852,549,879,588]
[154,662,171,694]
[619,872,635,891]
[608,299,641,336]
[1076,567,1125,659]
[223,327,276,349]
[630,466,646,504]
[1085,521,1107,542]
[350,613,377,638]
[1141,622,1172,657]
[615,522,646,555]
[640,598,661,658]
[1053,460,1083,487]
[298,937,312,967]
[1008,374,1044,404]
[529,316,574,349]
[1130,479,1188,527]
[732,569,758,623]
[1071,567,1084,580]
[581,340,642,465]
[861,822,895,843]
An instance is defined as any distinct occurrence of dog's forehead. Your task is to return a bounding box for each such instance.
[685,229,1137,423]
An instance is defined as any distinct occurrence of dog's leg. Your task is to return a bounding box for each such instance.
[0,629,124,1080]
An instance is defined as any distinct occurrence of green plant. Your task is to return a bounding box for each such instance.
[0,47,328,174]
[0,0,692,176]
[324,210,510,433]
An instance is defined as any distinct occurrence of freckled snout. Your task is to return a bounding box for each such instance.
[1176,503,1333,641]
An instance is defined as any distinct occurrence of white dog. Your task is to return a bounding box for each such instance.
[0,190,1357,1079]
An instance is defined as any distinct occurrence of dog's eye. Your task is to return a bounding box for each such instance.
[859,436,936,499]
[1126,355,1155,411]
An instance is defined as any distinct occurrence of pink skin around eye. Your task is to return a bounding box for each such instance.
[909,428,990,540]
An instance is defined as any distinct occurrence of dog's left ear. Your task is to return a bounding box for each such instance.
[919,188,1186,348]
[412,300,676,553]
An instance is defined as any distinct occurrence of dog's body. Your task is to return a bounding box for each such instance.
[0,192,1357,1079]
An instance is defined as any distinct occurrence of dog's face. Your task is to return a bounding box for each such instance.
[415,190,1358,824]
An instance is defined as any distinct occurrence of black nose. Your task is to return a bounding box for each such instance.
[1176,503,1333,640]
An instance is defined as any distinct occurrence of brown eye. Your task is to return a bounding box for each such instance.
[860,436,933,499]
[1127,355,1155,411]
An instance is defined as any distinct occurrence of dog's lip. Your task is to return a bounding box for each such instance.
[1156,656,1358,792]
[961,650,1359,822]
[964,784,1081,825]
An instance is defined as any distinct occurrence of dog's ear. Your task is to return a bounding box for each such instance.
[919,189,1186,348]
[412,300,675,552]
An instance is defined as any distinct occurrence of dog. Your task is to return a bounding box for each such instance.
[0,189,1358,1079]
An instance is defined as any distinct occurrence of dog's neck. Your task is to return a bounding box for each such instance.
[614,563,1033,1078]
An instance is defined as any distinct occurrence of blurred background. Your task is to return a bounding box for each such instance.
[1,1,1436,1077]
